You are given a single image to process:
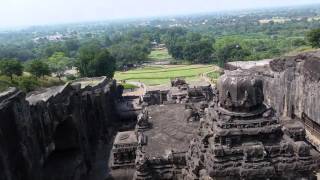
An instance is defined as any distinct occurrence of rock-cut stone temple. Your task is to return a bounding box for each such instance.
[184,70,320,180]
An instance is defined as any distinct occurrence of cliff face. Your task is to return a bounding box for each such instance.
[0,88,37,180]
[0,77,118,180]
[262,53,320,123]
[225,52,320,124]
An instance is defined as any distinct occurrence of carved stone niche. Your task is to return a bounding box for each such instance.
[136,108,150,131]
[293,141,310,157]
[111,131,138,168]
[217,70,264,112]
[171,77,187,87]
[242,142,266,162]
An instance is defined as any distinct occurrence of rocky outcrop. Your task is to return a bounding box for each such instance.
[225,51,320,151]
[226,52,320,124]
[263,53,320,122]
[0,77,118,180]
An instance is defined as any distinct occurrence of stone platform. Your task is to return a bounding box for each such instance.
[143,104,199,157]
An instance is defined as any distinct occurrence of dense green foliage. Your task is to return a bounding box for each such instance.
[0,59,64,92]
[217,43,251,67]
[165,31,215,63]
[1,5,319,67]
[88,49,116,77]
[47,52,74,80]
[78,47,116,78]
[77,42,100,76]
[0,5,319,91]
[26,60,51,78]
[307,28,320,48]
[0,59,23,80]
[16,76,40,92]
[109,41,150,68]
[0,75,63,92]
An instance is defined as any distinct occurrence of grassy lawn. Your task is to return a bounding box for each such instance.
[114,64,218,86]
[121,83,139,89]
[206,71,221,83]
[148,49,173,61]
[207,71,220,80]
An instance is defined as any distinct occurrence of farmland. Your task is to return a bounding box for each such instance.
[114,64,219,86]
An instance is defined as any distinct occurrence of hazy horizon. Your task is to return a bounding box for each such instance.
[1,0,320,28]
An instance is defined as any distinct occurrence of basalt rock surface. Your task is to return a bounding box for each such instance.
[183,70,320,180]
[263,53,320,123]
[225,52,320,126]
[0,77,118,180]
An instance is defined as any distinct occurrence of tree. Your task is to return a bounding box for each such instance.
[44,42,67,57]
[164,28,187,60]
[165,31,214,63]
[47,52,73,80]
[0,59,23,80]
[64,38,80,56]
[77,42,100,77]
[78,45,116,78]
[186,32,202,43]
[27,60,50,78]
[104,36,113,47]
[169,43,184,60]
[218,44,251,68]
[197,40,215,63]
[64,38,80,52]
[292,38,306,47]
[109,41,149,68]
[307,29,320,48]
[183,40,214,63]
[17,76,39,92]
[88,49,116,78]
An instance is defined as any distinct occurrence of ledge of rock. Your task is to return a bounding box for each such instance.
[226,51,320,124]
[0,77,118,180]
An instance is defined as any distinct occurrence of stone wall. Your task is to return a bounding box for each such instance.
[225,52,320,124]
[262,53,320,123]
[0,77,118,180]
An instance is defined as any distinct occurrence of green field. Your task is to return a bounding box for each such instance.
[114,65,218,86]
[206,71,221,83]
[148,49,172,61]
[121,83,139,89]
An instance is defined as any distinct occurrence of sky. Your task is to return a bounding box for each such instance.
[0,0,320,27]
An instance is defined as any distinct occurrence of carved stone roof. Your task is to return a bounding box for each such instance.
[217,70,263,112]
[114,131,138,145]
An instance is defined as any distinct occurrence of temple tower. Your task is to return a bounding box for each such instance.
[184,70,320,180]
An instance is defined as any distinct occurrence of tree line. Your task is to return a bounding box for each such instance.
[1,18,320,92]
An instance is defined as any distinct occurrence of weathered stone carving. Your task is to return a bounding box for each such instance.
[132,103,200,180]
[111,131,139,168]
[3,51,319,180]
[184,70,320,179]
[134,148,152,180]
[136,107,151,131]
[185,103,200,122]
[226,52,320,152]
[171,78,187,87]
